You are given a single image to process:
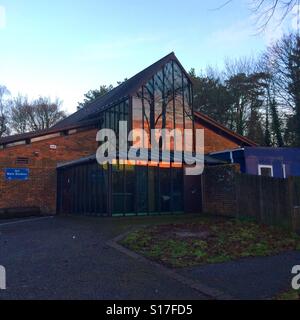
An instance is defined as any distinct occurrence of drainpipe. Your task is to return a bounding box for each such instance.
[230,151,234,164]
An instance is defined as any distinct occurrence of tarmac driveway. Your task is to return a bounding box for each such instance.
[0,215,207,300]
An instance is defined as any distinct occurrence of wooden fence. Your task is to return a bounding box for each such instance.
[202,165,300,231]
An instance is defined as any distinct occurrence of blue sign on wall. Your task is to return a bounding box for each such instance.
[5,168,29,181]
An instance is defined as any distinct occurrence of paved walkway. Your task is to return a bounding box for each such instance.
[0,215,298,300]
[0,215,206,300]
[179,251,300,300]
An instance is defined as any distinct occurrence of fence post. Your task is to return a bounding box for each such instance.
[259,176,264,223]
[235,173,240,219]
[288,177,295,230]
[201,173,205,213]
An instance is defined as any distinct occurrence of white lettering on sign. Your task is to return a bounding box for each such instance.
[0,265,6,290]
[292,265,300,290]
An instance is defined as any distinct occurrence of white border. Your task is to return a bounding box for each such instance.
[258,164,274,177]
[282,164,286,179]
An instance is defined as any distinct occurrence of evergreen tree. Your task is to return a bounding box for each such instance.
[270,98,284,146]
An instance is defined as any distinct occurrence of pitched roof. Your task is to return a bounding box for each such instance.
[0,53,256,149]
[53,52,189,129]
[0,119,96,146]
[194,111,257,147]
[0,52,185,146]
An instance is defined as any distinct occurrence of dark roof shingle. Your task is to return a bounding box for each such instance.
[0,119,96,145]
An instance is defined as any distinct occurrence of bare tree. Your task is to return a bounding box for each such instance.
[0,86,11,137]
[9,95,31,134]
[250,0,299,32]
[10,96,67,133]
[217,0,299,32]
[31,97,67,130]
[224,56,259,78]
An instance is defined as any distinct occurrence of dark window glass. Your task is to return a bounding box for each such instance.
[112,163,124,215]
[110,107,115,132]
[59,163,109,216]
[124,165,135,213]
[148,166,159,214]
[172,166,184,212]
[136,166,148,215]
[105,110,110,129]
[119,102,125,121]
[101,164,109,214]
[85,164,92,215]
[160,167,171,213]
[91,163,108,215]
[97,113,105,130]
[125,100,130,142]
[90,164,98,214]
[260,166,273,177]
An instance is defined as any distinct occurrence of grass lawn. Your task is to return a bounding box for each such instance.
[276,289,300,300]
[120,217,300,268]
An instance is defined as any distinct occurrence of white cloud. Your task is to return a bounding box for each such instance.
[262,23,284,45]
[0,5,6,29]
[207,9,299,52]
[205,19,253,48]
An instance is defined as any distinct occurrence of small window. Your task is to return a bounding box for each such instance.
[258,165,273,177]
[16,157,29,165]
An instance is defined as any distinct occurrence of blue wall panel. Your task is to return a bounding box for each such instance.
[210,147,300,178]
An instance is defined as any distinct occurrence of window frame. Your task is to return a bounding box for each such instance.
[282,164,286,179]
[258,164,274,177]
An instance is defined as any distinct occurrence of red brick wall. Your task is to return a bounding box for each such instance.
[202,165,240,216]
[0,128,98,214]
[0,121,242,216]
[195,122,239,153]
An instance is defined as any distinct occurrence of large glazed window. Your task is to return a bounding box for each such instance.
[100,99,130,134]
[58,163,108,216]
[97,99,131,152]
[110,162,184,216]
[132,60,194,152]
[58,161,183,217]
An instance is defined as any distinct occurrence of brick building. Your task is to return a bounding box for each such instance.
[0,53,255,217]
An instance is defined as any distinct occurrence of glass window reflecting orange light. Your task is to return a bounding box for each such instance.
[131,61,194,154]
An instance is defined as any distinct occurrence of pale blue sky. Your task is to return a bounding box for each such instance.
[0,0,296,113]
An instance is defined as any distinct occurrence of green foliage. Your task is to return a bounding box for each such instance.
[277,289,300,300]
[270,98,284,146]
[190,73,233,128]
[77,85,114,109]
[191,32,300,146]
[120,218,300,268]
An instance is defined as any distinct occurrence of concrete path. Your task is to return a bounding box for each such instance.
[0,215,207,300]
[0,215,298,300]
[179,251,300,300]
